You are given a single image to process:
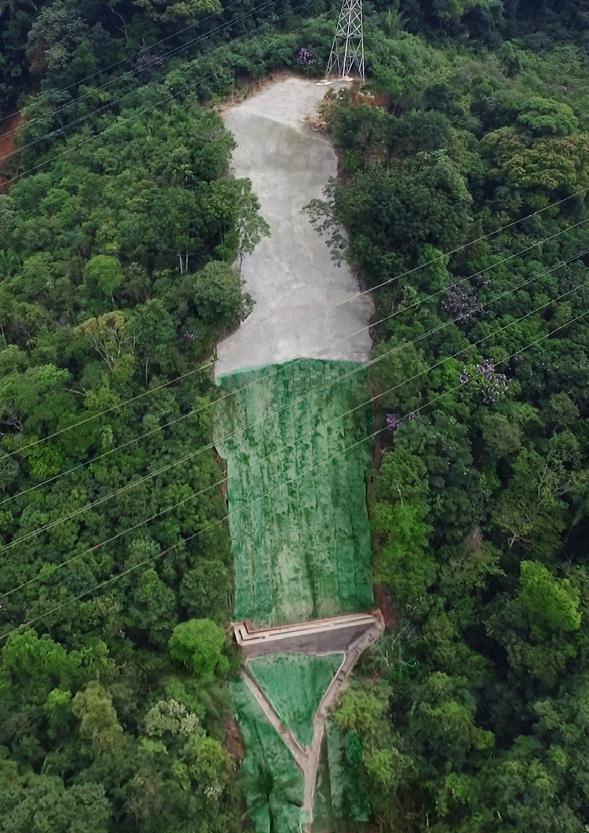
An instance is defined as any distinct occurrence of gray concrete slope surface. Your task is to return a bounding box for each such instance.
[215,77,373,379]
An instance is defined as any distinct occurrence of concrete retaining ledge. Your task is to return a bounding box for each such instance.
[232,610,383,658]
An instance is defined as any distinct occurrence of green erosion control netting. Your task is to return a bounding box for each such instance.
[233,677,371,832]
[314,721,372,827]
[233,678,304,833]
[215,359,374,625]
[218,359,375,829]
[248,653,343,746]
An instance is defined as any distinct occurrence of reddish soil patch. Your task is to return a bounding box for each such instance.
[374,584,400,629]
[0,111,23,190]
[225,714,245,760]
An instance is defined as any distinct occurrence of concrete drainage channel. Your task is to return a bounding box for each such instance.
[214,77,382,830]
[236,612,385,828]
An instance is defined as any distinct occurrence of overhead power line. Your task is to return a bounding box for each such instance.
[2,218,585,507]
[1,304,585,642]
[0,0,297,159]
[2,276,586,604]
[3,189,587,462]
[0,0,250,130]
[0,0,312,190]
[2,247,586,555]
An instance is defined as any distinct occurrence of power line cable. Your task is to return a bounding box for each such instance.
[3,218,585,506]
[3,188,587,462]
[0,0,298,158]
[3,248,585,554]
[2,276,585,601]
[0,0,266,131]
[1,304,585,641]
[1,3,586,478]
[0,0,314,188]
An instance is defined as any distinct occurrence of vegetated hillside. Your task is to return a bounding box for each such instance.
[317,12,589,833]
[0,1,587,832]
[0,89,259,833]
[0,2,284,830]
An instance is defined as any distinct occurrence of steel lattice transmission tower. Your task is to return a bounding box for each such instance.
[325,0,365,82]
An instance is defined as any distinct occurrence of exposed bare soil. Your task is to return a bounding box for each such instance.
[0,111,23,190]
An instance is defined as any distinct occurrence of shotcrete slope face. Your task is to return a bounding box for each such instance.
[215,77,372,379]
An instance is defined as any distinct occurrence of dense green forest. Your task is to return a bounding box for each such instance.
[321,9,589,833]
[0,0,588,831]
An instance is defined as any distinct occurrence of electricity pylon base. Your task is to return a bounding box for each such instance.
[326,0,365,83]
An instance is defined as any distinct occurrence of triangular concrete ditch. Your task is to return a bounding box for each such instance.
[234,611,385,830]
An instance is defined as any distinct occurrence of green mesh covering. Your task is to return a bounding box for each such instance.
[232,678,304,833]
[248,653,343,747]
[215,359,374,626]
[233,678,371,832]
[218,359,375,830]
[322,720,372,824]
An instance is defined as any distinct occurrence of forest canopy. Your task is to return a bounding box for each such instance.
[0,0,588,831]
[312,9,589,832]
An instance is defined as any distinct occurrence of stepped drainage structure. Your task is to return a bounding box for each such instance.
[214,77,381,831]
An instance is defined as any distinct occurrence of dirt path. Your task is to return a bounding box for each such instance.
[303,615,384,825]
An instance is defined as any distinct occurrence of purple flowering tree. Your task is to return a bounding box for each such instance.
[385,410,418,433]
[296,46,316,75]
[386,412,401,432]
[460,359,508,406]
[441,282,482,324]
